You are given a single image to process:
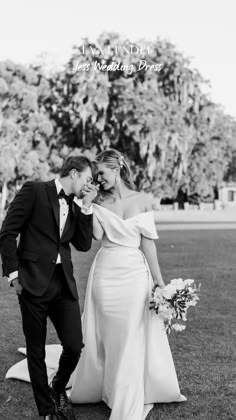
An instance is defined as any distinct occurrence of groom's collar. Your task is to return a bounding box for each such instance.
[45,179,63,194]
[55,178,63,194]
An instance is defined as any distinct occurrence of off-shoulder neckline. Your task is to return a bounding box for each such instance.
[94,203,153,221]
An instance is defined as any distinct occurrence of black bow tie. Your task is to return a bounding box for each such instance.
[58,189,74,206]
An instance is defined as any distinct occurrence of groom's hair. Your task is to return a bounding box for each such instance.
[60,156,92,177]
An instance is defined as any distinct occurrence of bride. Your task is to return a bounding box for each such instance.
[69,149,186,419]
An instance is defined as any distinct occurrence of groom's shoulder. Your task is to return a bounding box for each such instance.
[18,180,53,196]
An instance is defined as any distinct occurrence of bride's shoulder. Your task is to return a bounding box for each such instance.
[93,202,109,214]
[134,191,153,212]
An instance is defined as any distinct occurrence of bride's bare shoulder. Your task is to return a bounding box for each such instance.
[133,191,153,212]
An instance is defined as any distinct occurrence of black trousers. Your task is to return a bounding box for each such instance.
[19,264,83,416]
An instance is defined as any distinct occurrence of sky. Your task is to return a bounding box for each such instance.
[0,0,235,117]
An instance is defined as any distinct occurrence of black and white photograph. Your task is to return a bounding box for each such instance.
[0,1,235,419]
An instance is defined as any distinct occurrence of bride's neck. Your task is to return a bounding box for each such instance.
[112,183,129,200]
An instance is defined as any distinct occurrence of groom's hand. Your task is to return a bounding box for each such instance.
[11,278,23,295]
[82,183,99,207]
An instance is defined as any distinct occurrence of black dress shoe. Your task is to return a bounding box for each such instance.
[50,382,76,420]
[44,413,59,420]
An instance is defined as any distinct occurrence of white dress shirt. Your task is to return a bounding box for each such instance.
[8,179,93,282]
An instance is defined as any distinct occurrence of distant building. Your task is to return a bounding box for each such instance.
[219,182,236,207]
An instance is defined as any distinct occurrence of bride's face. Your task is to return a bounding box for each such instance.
[96,163,118,190]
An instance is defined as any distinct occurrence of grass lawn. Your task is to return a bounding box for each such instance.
[0,229,236,420]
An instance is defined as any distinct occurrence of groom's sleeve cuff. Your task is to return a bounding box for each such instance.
[8,271,19,283]
[73,197,93,215]
[81,204,93,215]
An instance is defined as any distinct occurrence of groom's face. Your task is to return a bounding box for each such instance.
[71,166,93,197]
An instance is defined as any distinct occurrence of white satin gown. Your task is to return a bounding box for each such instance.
[69,204,186,419]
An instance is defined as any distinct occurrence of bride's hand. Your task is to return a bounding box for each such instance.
[153,283,165,289]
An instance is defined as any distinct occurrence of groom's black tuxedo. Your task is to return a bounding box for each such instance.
[0,179,93,417]
[0,180,92,297]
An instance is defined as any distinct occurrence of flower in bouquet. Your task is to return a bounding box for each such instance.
[149,278,200,333]
[170,278,185,289]
[161,284,177,300]
[158,304,175,322]
[172,323,186,332]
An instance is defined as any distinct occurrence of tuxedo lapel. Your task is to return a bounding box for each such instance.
[45,180,60,228]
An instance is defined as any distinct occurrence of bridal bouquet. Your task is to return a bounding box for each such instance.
[149,278,200,333]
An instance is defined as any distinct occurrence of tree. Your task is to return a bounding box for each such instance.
[1,33,236,206]
[0,61,54,211]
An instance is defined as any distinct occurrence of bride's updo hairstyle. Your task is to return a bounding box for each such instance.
[94,149,135,202]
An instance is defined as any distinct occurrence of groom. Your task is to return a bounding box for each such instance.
[0,156,98,420]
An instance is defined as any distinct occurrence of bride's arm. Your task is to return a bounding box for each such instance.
[93,213,104,240]
[141,236,165,288]
[140,193,165,288]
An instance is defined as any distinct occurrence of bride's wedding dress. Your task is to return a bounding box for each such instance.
[6,204,186,420]
[69,204,186,419]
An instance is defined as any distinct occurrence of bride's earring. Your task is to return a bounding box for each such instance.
[115,173,120,185]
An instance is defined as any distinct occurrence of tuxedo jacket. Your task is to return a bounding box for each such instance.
[0,180,93,299]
